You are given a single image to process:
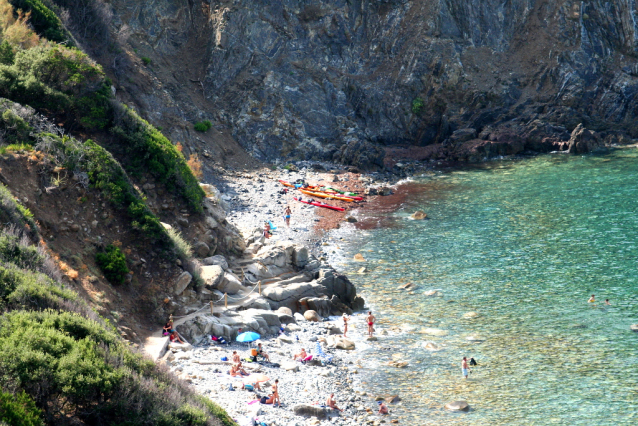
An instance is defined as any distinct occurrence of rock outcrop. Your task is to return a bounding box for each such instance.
[109,0,638,168]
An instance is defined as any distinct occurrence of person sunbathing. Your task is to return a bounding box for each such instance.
[229,364,249,377]
[293,348,312,362]
[326,393,343,412]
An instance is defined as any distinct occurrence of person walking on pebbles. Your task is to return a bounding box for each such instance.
[272,379,281,407]
[342,313,349,337]
[462,357,472,379]
[284,205,292,227]
[366,311,376,337]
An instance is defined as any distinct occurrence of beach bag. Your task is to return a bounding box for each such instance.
[251,348,258,356]
[244,384,254,391]
[221,356,228,361]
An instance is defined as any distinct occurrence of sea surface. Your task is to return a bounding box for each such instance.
[327,150,638,425]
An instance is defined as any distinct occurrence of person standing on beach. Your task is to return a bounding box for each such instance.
[272,379,280,407]
[366,311,376,337]
[462,357,471,379]
[264,221,271,239]
[343,313,349,337]
[284,206,292,227]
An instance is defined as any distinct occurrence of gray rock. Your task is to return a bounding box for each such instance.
[193,242,210,257]
[293,404,327,419]
[177,217,189,227]
[199,265,224,289]
[303,310,320,322]
[217,272,245,294]
[202,255,229,270]
[445,400,470,412]
[292,246,309,267]
[174,271,193,295]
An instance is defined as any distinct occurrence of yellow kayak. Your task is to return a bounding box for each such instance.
[300,189,355,202]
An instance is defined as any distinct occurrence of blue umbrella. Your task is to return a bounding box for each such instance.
[236,331,260,343]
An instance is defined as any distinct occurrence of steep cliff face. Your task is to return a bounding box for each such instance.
[109,0,638,168]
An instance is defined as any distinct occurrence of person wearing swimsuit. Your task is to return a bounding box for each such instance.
[272,379,280,407]
[366,311,375,337]
[462,357,471,378]
[342,313,349,337]
[284,206,292,227]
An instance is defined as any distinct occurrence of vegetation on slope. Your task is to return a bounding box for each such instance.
[0,0,204,211]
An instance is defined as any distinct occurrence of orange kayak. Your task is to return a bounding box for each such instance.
[299,189,355,202]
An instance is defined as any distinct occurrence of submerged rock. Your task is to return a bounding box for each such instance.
[445,400,470,412]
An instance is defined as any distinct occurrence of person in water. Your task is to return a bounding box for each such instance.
[377,401,389,414]
[366,311,376,337]
[588,294,595,303]
[605,299,611,305]
[462,357,471,379]
[284,206,292,227]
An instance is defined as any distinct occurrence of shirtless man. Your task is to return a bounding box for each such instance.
[284,206,292,227]
[342,313,349,337]
[293,348,308,361]
[231,350,240,365]
[272,379,280,407]
[462,357,471,379]
[366,311,376,337]
[229,364,248,377]
[377,401,388,414]
[326,393,343,412]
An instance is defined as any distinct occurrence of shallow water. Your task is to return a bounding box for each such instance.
[328,151,638,425]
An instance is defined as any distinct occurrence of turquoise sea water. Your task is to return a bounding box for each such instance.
[329,150,638,425]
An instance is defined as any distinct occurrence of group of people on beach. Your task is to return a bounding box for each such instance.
[162,315,186,345]
[263,206,292,239]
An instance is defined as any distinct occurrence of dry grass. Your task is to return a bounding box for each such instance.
[0,0,39,48]
[187,153,203,180]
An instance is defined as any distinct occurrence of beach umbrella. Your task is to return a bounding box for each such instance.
[236,331,260,342]
[244,373,270,383]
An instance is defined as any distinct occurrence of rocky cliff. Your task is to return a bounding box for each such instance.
[107,0,638,168]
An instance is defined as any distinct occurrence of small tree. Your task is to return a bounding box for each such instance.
[95,244,128,285]
[194,120,212,132]
[412,97,425,115]
[187,153,203,179]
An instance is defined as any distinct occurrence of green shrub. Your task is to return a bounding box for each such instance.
[141,56,151,65]
[166,227,192,260]
[0,390,43,426]
[412,97,425,115]
[0,184,38,238]
[8,0,71,44]
[193,120,211,132]
[111,106,205,212]
[95,244,128,285]
[0,40,15,65]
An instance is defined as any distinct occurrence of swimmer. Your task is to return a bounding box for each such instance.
[605,299,611,305]
[588,294,595,303]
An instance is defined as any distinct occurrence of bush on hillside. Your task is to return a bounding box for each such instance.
[111,104,205,212]
[193,120,211,132]
[0,390,43,426]
[95,244,128,285]
[8,0,71,44]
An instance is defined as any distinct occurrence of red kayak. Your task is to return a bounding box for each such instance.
[294,197,345,212]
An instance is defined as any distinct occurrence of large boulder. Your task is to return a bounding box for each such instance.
[174,271,192,295]
[316,269,358,305]
[303,309,320,322]
[567,123,603,154]
[202,255,229,270]
[254,243,294,268]
[332,139,385,171]
[262,282,328,311]
[218,272,245,294]
[193,242,210,257]
[293,404,327,419]
[199,265,224,288]
[325,336,355,350]
[292,246,309,267]
[305,298,332,318]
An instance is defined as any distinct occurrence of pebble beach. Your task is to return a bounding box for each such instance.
[166,165,406,425]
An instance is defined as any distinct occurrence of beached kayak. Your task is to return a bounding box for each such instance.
[294,197,345,212]
[299,189,356,202]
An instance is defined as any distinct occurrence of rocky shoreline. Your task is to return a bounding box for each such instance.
[158,164,409,425]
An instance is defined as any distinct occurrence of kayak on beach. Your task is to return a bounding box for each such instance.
[278,179,363,201]
[299,189,356,202]
[294,197,346,212]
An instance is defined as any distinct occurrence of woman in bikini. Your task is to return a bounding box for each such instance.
[342,313,349,337]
